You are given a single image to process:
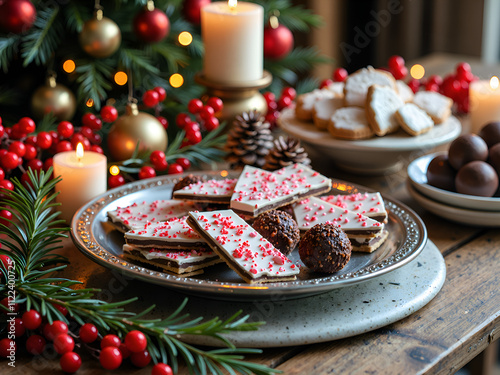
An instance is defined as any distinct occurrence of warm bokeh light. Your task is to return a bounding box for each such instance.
[63,59,76,73]
[86,98,94,107]
[410,64,425,80]
[178,31,193,46]
[220,170,228,177]
[114,71,128,86]
[76,143,84,161]
[109,165,120,176]
[169,73,184,88]
[490,76,499,90]
[228,0,237,9]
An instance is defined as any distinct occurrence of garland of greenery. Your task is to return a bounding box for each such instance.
[0,169,279,374]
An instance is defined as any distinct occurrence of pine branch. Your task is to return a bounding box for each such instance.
[75,59,114,110]
[0,35,20,73]
[119,47,160,76]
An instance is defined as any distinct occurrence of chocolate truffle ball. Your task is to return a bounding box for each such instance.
[252,210,300,255]
[298,223,351,273]
[478,122,500,148]
[489,143,500,175]
[172,174,205,192]
[448,134,489,170]
[455,161,499,197]
[426,154,456,191]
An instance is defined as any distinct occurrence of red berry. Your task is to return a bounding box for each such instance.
[108,175,126,189]
[89,117,102,131]
[281,87,296,101]
[265,110,280,130]
[0,338,15,358]
[9,141,26,157]
[153,158,168,171]
[206,97,223,113]
[18,117,36,134]
[0,168,4,181]
[53,303,68,317]
[2,152,19,170]
[101,334,121,349]
[79,323,99,343]
[23,144,37,160]
[36,131,52,149]
[82,113,102,130]
[100,346,122,370]
[332,67,348,82]
[138,166,156,180]
[187,98,204,114]
[0,296,18,313]
[176,113,192,129]
[25,135,37,145]
[57,121,74,138]
[26,334,46,355]
[0,125,3,138]
[118,343,131,359]
[26,159,43,172]
[391,65,408,80]
[186,129,202,144]
[0,179,14,192]
[0,209,13,227]
[22,309,42,330]
[60,351,81,373]
[14,317,25,337]
[176,157,191,170]
[388,55,405,70]
[157,116,169,129]
[130,349,151,367]
[425,82,440,92]
[455,62,471,75]
[43,320,69,341]
[168,163,184,174]
[154,86,167,102]
[54,333,75,354]
[56,141,73,153]
[263,92,275,103]
[267,100,278,111]
[277,95,293,110]
[200,105,215,121]
[43,158,53,172]
[152,363,174,375]
[320,79,333,89]
[125,330,148,353]
[204,116,219,131]
[143,90,160,108]
[407,78,420,93]
[100,105,118,123]
[185,122,200,134]
[427,75,443,87]
[150,150,166,166]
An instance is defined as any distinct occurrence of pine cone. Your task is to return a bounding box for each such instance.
[225,110,274,169]
[263,136,311,171]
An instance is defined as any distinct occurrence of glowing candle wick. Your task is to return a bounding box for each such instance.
[228,0,237,10]
[490,76,499,90]
[76,143,84,163]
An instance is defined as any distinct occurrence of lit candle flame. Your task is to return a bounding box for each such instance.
[228,0,237,10]
[76,143,84,162]
[490,76,499,90]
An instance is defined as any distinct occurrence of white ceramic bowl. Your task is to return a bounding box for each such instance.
[407,151,500,211]
[278,108,462,175]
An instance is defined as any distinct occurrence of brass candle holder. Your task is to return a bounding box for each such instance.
[195,71,273,124]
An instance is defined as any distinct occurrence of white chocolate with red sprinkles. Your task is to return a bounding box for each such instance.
[107,199,198,232]
[321,192,387,223]
[186,209,299,284]
[172,178,237,203]
[292,197,384,236]
[124,216,207,249]
[230,164,331,217]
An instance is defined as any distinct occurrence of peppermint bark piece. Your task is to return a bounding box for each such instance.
[172,178,237,204]
[186,210,299,283]
[230,164,331,217]
[321,192,388,223]
[124,216,207,250]
[107,199,198,233]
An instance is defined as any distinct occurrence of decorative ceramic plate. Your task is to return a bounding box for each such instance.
[408,151,500,212]
[407,182,500,227]
[278,108,461,174]
[71,171,427,301]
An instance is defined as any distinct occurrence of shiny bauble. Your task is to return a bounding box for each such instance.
[182,0,211,25]
[107,103,168,161]
[264,23,294,60]
[31,78,76,121]
[133,6,170,43]
[79,11,121,58]
[0,0,36,34]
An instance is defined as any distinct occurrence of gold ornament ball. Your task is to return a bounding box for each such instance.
[31,81,77,121]
[107,103,168,161]
[79,12,121,58]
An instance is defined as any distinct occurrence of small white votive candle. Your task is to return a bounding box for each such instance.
[53,143,107,223]
[469,76,500,134]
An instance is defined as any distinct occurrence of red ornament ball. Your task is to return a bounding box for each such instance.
[183,0,211,25]
[133,7,170,43]
[0,0,36,34]
[264,24,294,60]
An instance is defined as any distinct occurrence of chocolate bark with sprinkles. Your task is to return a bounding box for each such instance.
[321,192,388,223]
[186,209,299,284]
[172,178,237,203]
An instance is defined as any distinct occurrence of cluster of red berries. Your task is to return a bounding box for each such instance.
[0,262,173,374]
[142,87,168,109]
[263,87,296,128]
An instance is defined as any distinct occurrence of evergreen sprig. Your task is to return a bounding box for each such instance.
[0,169,279,374]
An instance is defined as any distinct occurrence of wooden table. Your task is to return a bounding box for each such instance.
[4,53,500,374]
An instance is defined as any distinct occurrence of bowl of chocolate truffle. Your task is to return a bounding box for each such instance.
[406,122,500,225]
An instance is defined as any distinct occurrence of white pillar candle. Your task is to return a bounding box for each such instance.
[53,144,107,223]
[469,77,500,134]
[201,0,263,84]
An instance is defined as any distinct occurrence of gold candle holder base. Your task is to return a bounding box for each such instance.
[195,71,273,124]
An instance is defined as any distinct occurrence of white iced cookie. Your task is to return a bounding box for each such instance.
[295,88,335,121]
[396,80,415,103]
[312,97,344,130]
[395,103,434,136]
[413,91,453,124]
[366,84,404,136]
[344,66,397,107]
[328,107,374,140]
